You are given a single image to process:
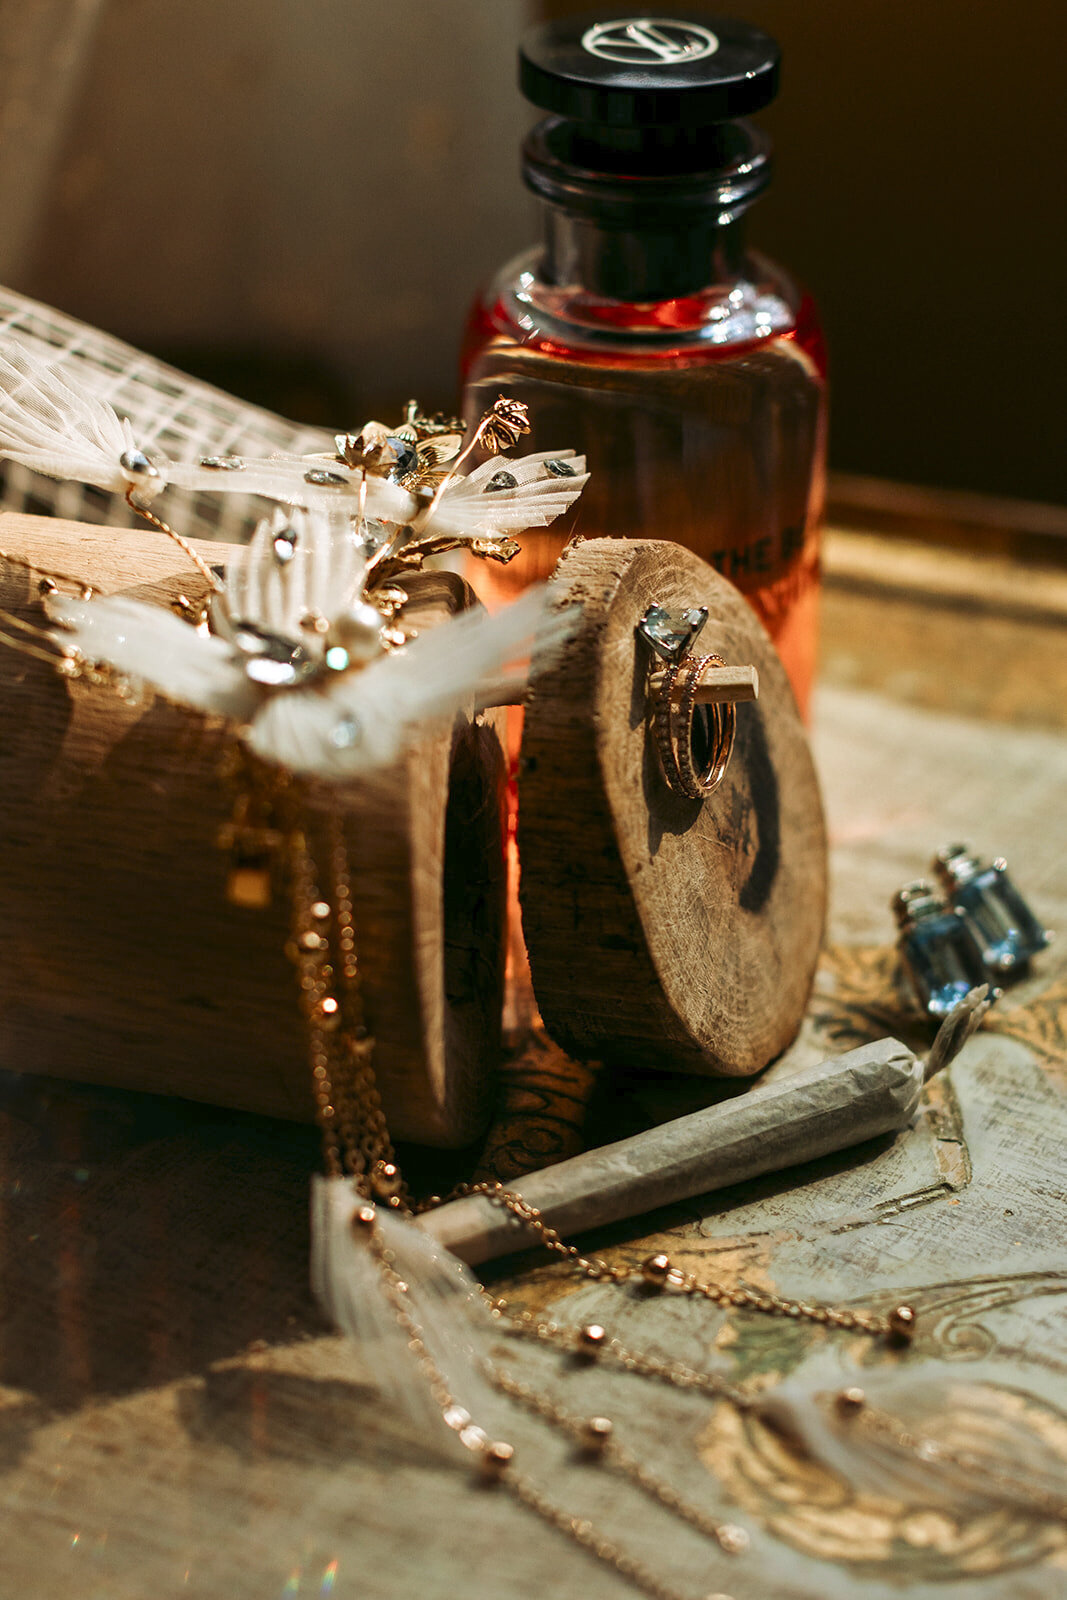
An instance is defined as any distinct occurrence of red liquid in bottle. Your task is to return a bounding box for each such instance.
[461,256,827,714]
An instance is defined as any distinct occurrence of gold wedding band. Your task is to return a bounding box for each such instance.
[651,652,737,799]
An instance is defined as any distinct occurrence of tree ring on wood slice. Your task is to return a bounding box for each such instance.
[518,538,827,1076]
[0,519,506,1146]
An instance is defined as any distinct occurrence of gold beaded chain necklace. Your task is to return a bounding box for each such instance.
[281,796,1067,1593]
[276,794,934,1600]
[285,810,762,1600]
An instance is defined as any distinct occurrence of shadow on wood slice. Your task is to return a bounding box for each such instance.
[518,538,827,1076]
[0,514,506,1147]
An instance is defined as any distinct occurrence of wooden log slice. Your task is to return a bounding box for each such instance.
[0,514,506,1146]
[518,537,827,1076]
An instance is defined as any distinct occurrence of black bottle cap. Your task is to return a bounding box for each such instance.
[520,11,780,129]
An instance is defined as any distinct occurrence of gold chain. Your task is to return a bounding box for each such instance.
[501,1473,724,1600]
[125,487,225,592]
[486,1301,753,1409]
[0,545,100,595]
[455,1178,914,1341]
[283,813,401,1193]
[326,814,405,1191]
[487,1365,751,1554]
[276,812,1067,1597]
[287,825,345,1179]
[284,817,756,1600]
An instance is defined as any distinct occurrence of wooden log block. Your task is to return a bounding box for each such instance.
[518,537,827,1077]
[0,513,507,1147]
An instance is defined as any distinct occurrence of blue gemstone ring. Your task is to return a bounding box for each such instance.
[637,600,709,664]
[636,603,759,801]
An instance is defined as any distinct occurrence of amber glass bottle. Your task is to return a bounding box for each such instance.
[461,12,826,713]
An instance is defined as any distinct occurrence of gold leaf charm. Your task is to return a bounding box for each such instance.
[480,396,531,454]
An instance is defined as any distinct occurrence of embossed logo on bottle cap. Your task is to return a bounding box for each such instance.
[580,18,720,66]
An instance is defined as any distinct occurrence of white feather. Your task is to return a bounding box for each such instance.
[421,451,589,537]
[0,338,417,519]
[246,586,578,777]
[46,592,257,720]
[162,448,588,535]
[225,507,370,639]
[163,454,419,523]
[311,1176,507,1463]
[367,584,576,728]
[757,1350,1067,1522]
[244,689,350,774]
[0,337,589,544]
[0,342,136,492]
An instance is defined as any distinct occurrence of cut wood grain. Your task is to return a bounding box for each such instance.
[0,512,507,1146]
[518,537,827,1077]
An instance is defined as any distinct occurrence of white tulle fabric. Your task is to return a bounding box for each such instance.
[311,1176,506,1462]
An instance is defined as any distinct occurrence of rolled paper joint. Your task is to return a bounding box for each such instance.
[418,1038,923,1267]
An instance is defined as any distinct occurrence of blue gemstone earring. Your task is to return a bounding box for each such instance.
[932,845,1052,979]
[891,880,992,1019]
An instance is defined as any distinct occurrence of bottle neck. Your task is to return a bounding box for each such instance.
[541,206,748,303]
[523,114,771,304]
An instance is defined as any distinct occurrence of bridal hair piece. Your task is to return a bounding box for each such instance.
[0,335,589,543]
[0,332,588,773]
[0,288,589,548]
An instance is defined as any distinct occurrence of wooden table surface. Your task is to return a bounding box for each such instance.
[1,513,1065,1600]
